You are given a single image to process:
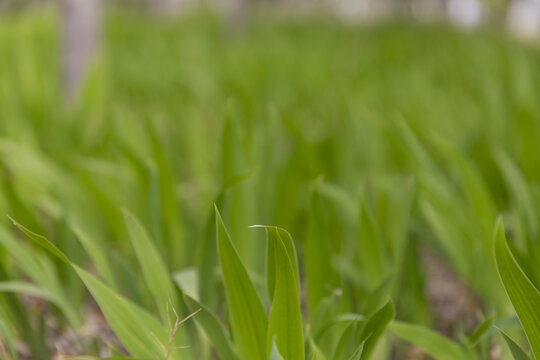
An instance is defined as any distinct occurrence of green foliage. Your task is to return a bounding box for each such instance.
[390,322,467,360]
[216,207,268,360]
[494,219,540,359]
[1,6,540,359]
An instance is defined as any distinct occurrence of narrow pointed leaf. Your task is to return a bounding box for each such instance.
[494,218,540,359]
[356,299,394,360]
[390,321,467,360]
[71,223,117,288]
[266,227,304,360]
[10,219,181,360]
[215,206,267,360]
[497,327,531,360]
[123,209,178,320]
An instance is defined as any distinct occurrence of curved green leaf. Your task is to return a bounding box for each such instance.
[123,209,178,321]
[9,219,184,360]
[494,218,540,359]
[390,321,467,360]
[497,327,531,360]
[356,299,394,360]
[266,227,304,360]
[215,206,267,360]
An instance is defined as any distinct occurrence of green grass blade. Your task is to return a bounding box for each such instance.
[497,327,531,360]
[468,316,494,346]
[71,223,117,288]
[357,200,386,290]
[9,219,182,360]
[74,265,177,360]
[215,206,267,360]
[0,315,18,360]
[390,321,467,360]
[356,299,394,360]
[494,218,540,359]
[266,227,304,360]
[183,294,240,360]
[250,225,299,301]
[305,189,338,314]
[8,215,70,265]
[0,281,59,304]
[122,209,178,320]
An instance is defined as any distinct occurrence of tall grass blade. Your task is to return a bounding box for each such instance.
[215,206,267,360]
[494,218,540,359]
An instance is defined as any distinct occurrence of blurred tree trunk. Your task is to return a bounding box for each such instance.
[60,0,100,102]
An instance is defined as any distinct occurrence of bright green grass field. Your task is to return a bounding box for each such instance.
[1,6,540,360]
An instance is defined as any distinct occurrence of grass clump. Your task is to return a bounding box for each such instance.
[1,6,540,360]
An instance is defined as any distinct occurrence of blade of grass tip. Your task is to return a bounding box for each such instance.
[356,299,394,360]
[496,327,531,360]
[468,316,494,346]
[215,206,267,360]
[265,227,304,360]
[8,215,70,265]
[494,218,540,359]
[198,173,251,306]
[250,225,299,300]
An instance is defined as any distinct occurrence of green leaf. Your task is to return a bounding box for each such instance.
[390,321,467,360]
[495,150,537,239]
[71,223,117,288]
[0,227,80,326]
[7,215,69,265]
[183,294,240,360]
[74,265,177,359]
[494,218,540,359]
[123,209,178,321]
[305,188,338,314]
[9,219,183,360]
[468,316,494,346]
[215,206,267,360]
[356,299,394,360]
[250,225,299,301]
[357,199,386,290]
[265,227,304,360]
[497,327,531,360]
[0,281,59,304]
[333,320,359,360]
[0,315,18,360]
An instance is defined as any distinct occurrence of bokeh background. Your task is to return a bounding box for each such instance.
[1,0,540,359]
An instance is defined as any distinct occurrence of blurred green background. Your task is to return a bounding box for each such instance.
[1,1,540,359]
